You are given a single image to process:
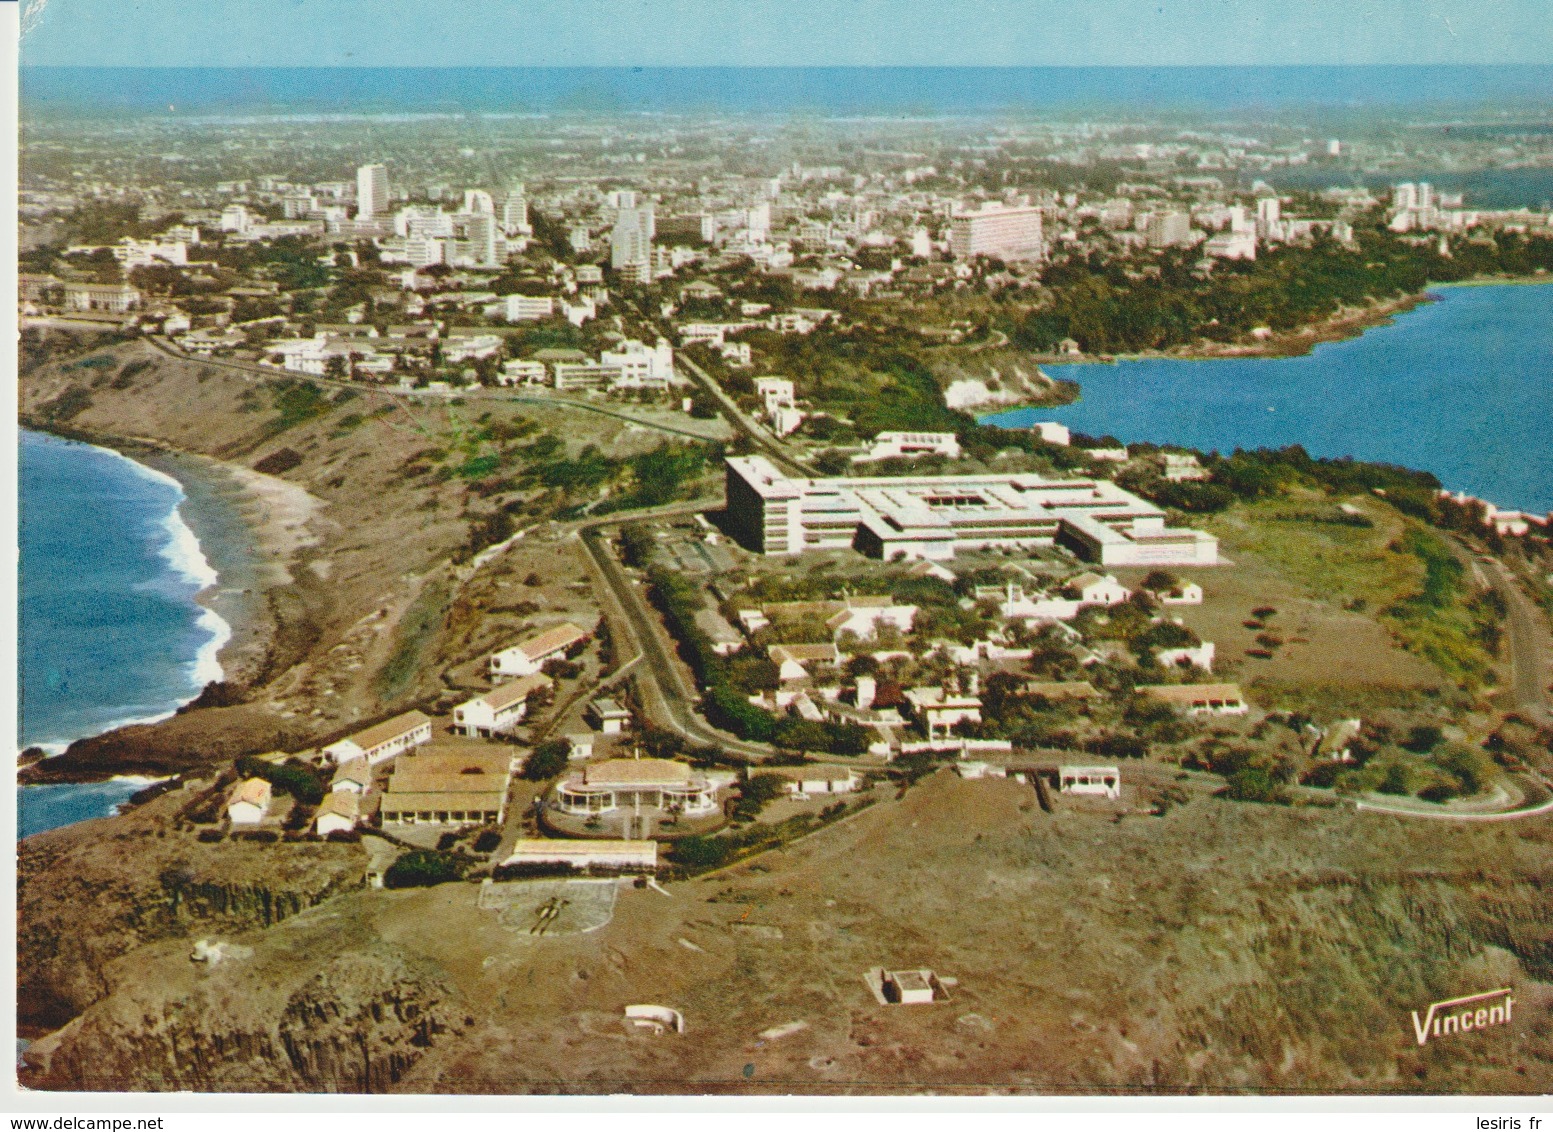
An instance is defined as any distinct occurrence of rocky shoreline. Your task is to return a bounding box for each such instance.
[18,424,326,786]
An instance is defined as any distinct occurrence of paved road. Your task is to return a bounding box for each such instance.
[576,518,774,762]
[1483,556,1553,726]
[672,349,818,478]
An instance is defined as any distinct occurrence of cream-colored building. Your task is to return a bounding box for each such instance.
[226,778,272,825]
[555,758,718,817]
[454,672,552,737]
[322,710,434,765]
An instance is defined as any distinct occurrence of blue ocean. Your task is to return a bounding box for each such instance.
[19,430,227,837]
[986,283,1553,516]
[20,66,1553,119]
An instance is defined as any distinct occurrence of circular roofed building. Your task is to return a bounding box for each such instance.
[547,757,728,840]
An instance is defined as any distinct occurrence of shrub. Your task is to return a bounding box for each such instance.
[473,830,502,853]
[670,835,735,870]
[196,828,225,843]
[254,447,304,475]
[384,849,465,889]
[522,740,570,781]
[1224,766,1286,804]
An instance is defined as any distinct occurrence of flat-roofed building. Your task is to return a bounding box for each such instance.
[587,697,631,734]
[853,431,962,464]
[949,202,1044,261]
[903,686,982,737]
[1059,765,1121,800]
[379,746,514,827]
[1139,682,1249,716]
[490,622,589,677]
[555,758,718,817]
[454,672,552,738]
[723,456,1217,566]
[502,838,657,870]
[62,282,141,314]
[322,710,434,765]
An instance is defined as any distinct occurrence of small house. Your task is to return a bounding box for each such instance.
[226,778,272,825]
[1059,765,1121,800]
[884,969,938,1005]
[313,791,360,836]
[780,765,862,798]
[330,758,373,795]
[588,697,631,735]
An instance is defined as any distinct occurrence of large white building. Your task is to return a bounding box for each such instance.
[611,201,655,274]
[356,163,389,220]
[723,456,1218,566]
[948,202,1044,261]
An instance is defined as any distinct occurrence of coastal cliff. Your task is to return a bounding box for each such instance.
[17,786,367,1031]
[21,330,524,781]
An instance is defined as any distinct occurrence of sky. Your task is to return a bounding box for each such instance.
[19,0,1553,68]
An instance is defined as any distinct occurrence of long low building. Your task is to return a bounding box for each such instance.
[323,710,434,765]
[501,839,658,870]
[379,746,516,827]
[723,456,1217,566]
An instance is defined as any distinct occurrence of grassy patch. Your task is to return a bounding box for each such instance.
[374,579,451,700]
[1204,496,1502,690]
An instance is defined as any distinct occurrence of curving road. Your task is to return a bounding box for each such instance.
[576,517,774,762]
[1481,556,1553,727]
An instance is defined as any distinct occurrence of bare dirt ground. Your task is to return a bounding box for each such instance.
[27,771,1553,1094]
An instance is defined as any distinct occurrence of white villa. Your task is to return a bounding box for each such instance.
[554,758,719,817]
[490,622,589,677]
[322,710,434,765]
[902,686,983,737]
[454,672,552,738]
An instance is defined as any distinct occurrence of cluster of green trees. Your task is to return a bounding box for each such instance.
[383,849,467,888]
[644,566,871,755]
[1012,228,1553,355]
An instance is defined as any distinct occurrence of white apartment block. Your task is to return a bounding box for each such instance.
[357,163,389,220]
[504,294,555,321]
[853,431,962,463]
[112,239,188,270]
[724,456,1218,566]
[949,202,1044,261]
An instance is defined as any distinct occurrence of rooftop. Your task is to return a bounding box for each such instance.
[341,710,431,752]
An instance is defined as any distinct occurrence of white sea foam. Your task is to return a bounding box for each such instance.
[24,437,233,754]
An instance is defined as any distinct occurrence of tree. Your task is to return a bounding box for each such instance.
[383,849,465,888]
[522,740,570,781]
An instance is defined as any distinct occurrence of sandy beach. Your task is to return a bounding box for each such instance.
[137,446,326,692]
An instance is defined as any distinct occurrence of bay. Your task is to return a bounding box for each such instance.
[984,282,1553,516]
